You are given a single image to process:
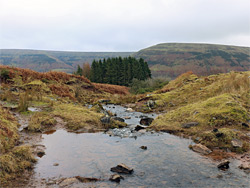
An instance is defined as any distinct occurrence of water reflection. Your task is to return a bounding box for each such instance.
[35,130,249,187]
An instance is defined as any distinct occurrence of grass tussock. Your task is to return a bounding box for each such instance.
[28,112,56,132]
[52,103,103,131]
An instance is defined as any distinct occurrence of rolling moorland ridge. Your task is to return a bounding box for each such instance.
[1,43,250,79]
[134,43,250,78]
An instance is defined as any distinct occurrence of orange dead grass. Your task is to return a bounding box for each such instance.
[93,83,130,95]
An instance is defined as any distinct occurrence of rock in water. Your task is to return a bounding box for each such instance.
[191,144,212,155]
[140,146,147,150]
[75,176,99,183]
[140,117,154,126]
[135,125,145,131]
[181,122,199,128]
[217,160,230,170]
[109,174,124,183]
[111,163,134,174]
[126,108,134,112]
[238,163,250,170]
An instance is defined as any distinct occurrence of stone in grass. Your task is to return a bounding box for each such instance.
[242,123,249,128]
[217,160,230,170]
[111,163,134,174]
[231,139,243,148]
[109,174,124,183]
[191,144,212,155]
[181,122,199,128]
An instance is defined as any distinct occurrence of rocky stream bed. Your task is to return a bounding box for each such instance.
[8,104,250,187]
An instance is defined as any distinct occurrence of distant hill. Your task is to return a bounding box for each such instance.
[0,49,133,73]
[133,43,250,78]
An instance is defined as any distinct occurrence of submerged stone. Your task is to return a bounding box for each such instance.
[191,144,212,155]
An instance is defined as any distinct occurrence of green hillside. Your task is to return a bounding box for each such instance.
[0,49,133,73]
[133,43,250,78]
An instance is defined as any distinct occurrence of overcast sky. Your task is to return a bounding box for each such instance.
[0,0,249,51]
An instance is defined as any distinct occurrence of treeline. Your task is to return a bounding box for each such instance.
[90,57,151,86]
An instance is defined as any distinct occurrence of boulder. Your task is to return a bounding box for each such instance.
[126,108,134,112]
[140,117,154,126]
[231,139,243,148]
[191,144,212,155]
[111,163,134,174]
[109,174,124,183]
[100,116,111,124]
[135,125,145,131]
[217,160,230,170]
[181,122,199,128]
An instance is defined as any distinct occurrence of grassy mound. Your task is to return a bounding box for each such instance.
[149,71,250,153]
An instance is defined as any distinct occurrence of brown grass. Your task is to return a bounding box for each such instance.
[93,83,130,95]
[0,65,91,84]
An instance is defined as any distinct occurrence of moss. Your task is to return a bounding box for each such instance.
[28,112,56,132]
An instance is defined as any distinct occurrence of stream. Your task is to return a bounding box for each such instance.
[32,104,249,187]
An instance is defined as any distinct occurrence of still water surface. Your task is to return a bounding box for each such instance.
[34,105,249,187]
